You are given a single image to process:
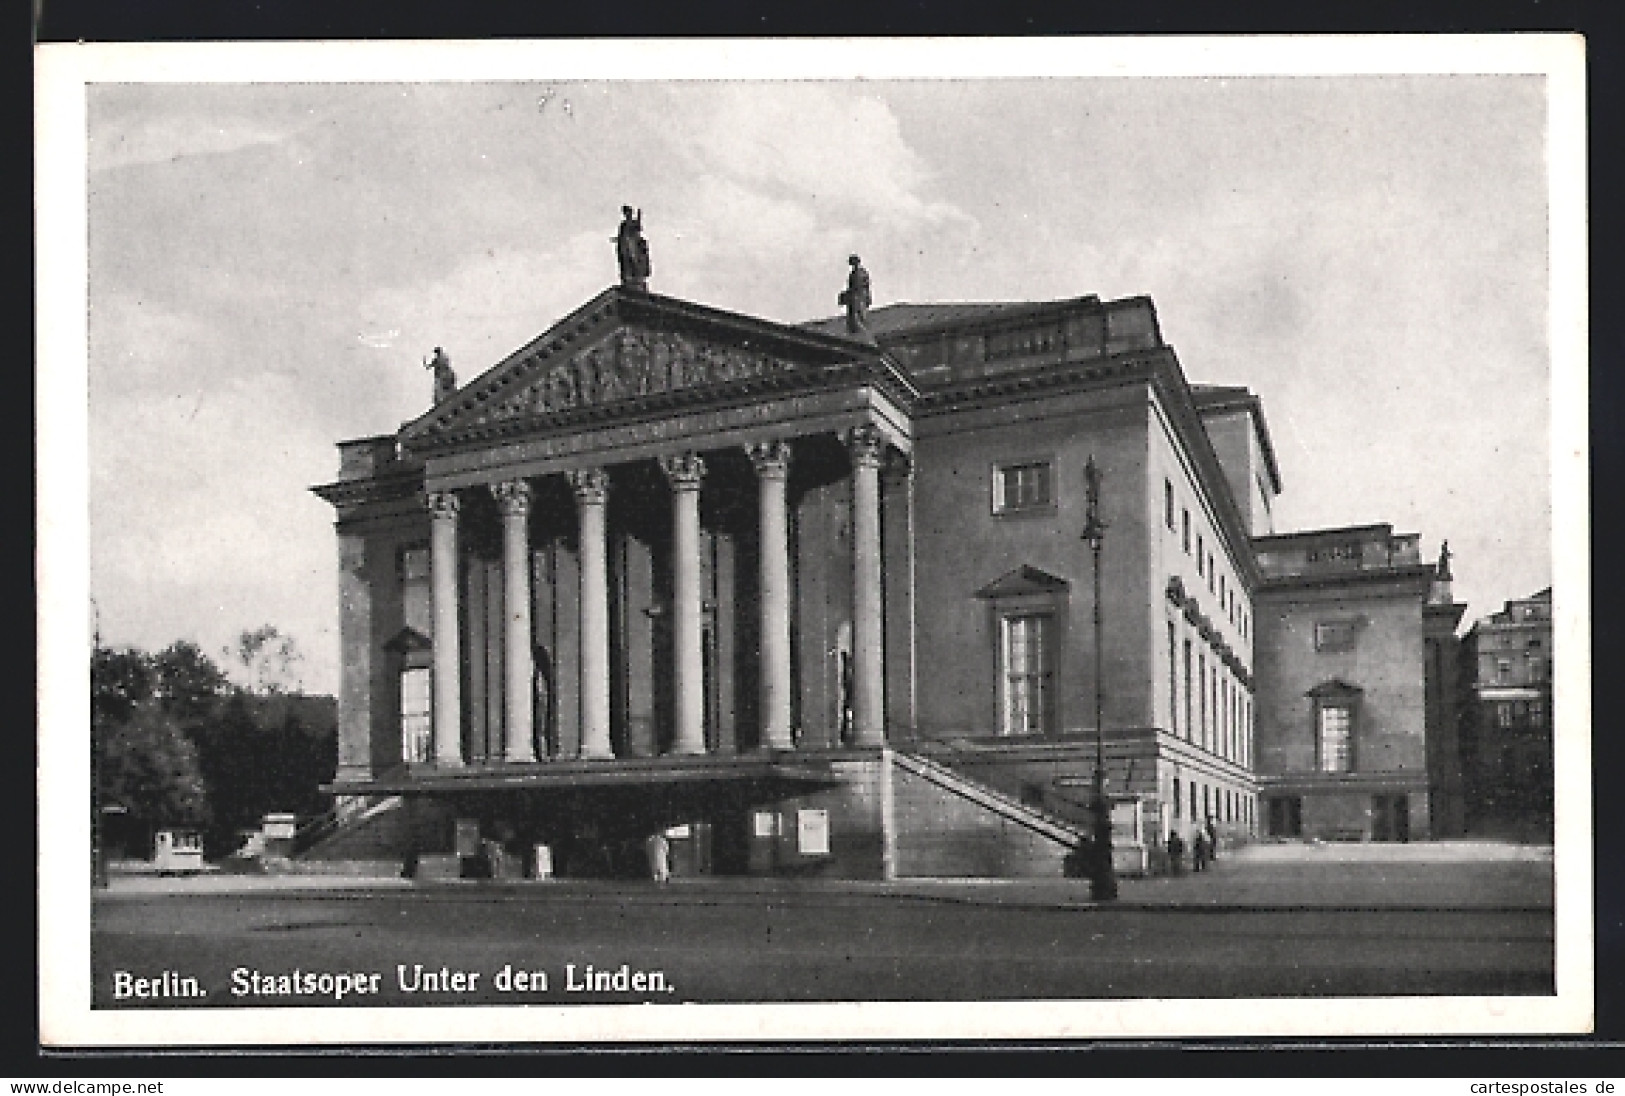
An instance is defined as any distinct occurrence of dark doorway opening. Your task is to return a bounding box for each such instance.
[1267,795,1302,837]
[1371,794,1410,842]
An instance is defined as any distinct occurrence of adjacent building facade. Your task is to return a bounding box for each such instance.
[311,265,1459,879]
[1458,588,1553,839]
[1250,527,1464,841]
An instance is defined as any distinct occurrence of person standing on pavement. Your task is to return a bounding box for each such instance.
[1166,829,1185,876]
[1205,814,1220,862]
[1191,826,1209,872]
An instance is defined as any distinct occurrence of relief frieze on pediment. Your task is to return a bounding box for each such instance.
[470,327,794,427]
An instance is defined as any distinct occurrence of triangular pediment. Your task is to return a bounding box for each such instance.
[383,626,433,655]
[400,287,879,450]
[975,564,1070,599]
[1306,678,1364,699]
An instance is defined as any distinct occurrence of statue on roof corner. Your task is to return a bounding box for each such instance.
[838,254,871,335]
[424,346,456,405]
[1437,540,1453,581]
[616,206,651,291]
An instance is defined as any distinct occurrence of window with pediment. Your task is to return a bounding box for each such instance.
[1308,680,1363,773]
[976,565,1069,737]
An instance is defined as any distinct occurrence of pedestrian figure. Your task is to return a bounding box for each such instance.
[1166,830,1185,876]
[645,829,671,884]
[1205,815,1220,862]
[1191,828,1209,873]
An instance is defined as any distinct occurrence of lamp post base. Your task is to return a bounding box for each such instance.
[1090,794,1118,901]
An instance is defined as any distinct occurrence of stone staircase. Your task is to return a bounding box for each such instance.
[891,750,1088,846]
[271,795,409,876]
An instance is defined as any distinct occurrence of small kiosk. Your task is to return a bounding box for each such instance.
[152,829,206,873]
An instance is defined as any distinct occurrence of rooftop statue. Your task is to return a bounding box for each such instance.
[838,254,871,335]
[1436,540,1453,582]
[424,346,456,405]
[615,206,651,291]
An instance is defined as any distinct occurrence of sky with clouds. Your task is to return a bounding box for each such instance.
[81,69,1554,695]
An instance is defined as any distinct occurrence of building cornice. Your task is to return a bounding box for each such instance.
[1254,563,1438,597]
[401,355,917,460]
[1192,387,1284,495]
[310,466,424,515]
[1147,352,1266,589]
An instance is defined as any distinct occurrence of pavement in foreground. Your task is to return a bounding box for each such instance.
[89,843,1556,1006]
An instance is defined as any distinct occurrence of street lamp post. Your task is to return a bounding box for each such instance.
[1082,456,1118,901]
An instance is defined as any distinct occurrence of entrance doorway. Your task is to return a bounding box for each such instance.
[1267,795,1303,837]
[1371,794,1411,842]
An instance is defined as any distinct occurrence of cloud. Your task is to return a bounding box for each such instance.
[90,111,297,173]
[357,329,401,350]
[677,85,975,240]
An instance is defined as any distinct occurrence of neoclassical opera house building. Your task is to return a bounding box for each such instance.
[311,230,1461,879]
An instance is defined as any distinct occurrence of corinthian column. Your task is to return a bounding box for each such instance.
[427,490,463,767]
[846,425,886,747]
[567,468,613,760]
[491,479,536,763]
[660,452,708,756]
[746,440,794,750]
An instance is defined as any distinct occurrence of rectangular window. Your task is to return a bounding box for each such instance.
[1314,620,1357,652]
[1182,509,1191,553]
[1208,554,1216,592]
[400,667,433,763]
[1530,698,1546,724]
[1317,705,1353,773]
[1197,535,1205,575]
[1198,653,1208,748]
[1167,623,1179,735]
[1212,673,1220,752]
[1173,777,1182,818]
[1001,613,1054,736]
[1496,658,1513,683]
[1165,479,1176,530]
[1183,640,1194,740]
[992,460,1053,514]
[1497,701,1516,728]
[400,546,431,634]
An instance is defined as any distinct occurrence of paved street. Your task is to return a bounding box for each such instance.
[90,844,1555,1006]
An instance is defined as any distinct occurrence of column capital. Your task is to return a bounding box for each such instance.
[426,490,461,520]
[565,467,610,504]
[745,439,793,479]
[844,424,886,469]
[489,478,533,517]
[658,452,707,491]
[881,448,914,484]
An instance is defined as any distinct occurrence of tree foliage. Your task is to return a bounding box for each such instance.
[225,624,305,695]
[96,701,209,828]
[91,630,335,859]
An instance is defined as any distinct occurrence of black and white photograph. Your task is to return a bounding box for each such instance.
[36,36,1589,1045]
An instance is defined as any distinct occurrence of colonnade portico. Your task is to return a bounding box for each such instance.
[420,426,895,767]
